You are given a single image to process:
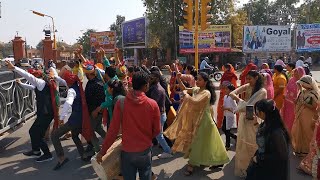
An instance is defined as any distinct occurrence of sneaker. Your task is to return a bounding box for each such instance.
[23,150,41,157]
[36,154,53,162]
[157,152,173,159]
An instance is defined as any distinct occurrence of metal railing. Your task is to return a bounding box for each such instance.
[0,71,36,134]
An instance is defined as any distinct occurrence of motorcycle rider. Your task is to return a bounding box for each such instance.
[200,57,214,70]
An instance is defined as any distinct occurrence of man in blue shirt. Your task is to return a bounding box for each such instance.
[200,57,214,70]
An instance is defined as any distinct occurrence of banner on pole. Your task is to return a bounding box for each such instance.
[243,25,292,52]
[122,17,147,48]
[296,24,320,52]
[179,25,232,53]
[90,31,116,53]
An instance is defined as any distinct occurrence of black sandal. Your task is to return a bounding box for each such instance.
[210,164,224,169]
[184,165,193,176]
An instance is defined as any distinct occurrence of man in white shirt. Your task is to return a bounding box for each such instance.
[51,70,91,170]
[6,60,65,163]
[296,56,305,68]
[200,57,214,70]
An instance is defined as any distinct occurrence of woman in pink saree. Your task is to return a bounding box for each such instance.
[282,67,305,134]
[262,73,274,99]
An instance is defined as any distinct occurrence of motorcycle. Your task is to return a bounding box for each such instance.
[199,66,222,81]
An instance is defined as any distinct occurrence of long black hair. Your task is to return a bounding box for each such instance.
[254,99,290,142]
[107,79,126,100]
[247,70,264,97]
[198,72,216,105]
[186,65,198,79]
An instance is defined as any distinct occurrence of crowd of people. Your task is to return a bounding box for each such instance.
[4,50,320,179]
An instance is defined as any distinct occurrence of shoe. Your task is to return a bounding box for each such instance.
[81,155,91,162]
[36,154,54,162]
[53,158,69,170]
[157,152,173,159]
[23,150,41,157]
[210,164,224,169]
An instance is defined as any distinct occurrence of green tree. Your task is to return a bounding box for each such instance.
[76,29,96,57]
[225,10,248,47]
[210,0,236,24]
[297,0,320,24]
[110,15,126,48]
[36,41,43,50]
[0,42,13,58]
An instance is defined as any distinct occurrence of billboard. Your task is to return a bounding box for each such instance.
[90,31,116,53]
[122,17,147,48]
[243,25,292,52]
[179,25,231,53]
[296,24,320,52]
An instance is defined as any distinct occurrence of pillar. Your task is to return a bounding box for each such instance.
[12,36,25,64]
[52,49,57,63]
[43,37,53,67]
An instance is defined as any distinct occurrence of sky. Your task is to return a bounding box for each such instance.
[0,0,146,47]
[0,0,304,47]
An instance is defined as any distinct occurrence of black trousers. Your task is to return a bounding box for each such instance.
[222,116,237,147]
[29,114,53,155]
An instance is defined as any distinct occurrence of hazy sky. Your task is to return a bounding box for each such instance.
[0,0,303,47]
[0,0,146,47]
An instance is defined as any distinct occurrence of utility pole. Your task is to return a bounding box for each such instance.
[307,0,311,23]
[0,2,2,18]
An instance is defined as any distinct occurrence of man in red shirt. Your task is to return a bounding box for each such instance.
[96,71,161,180]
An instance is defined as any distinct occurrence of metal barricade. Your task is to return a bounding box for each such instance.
[0,71,36,134]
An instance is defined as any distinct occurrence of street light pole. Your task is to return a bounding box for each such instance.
[31,10,57,49]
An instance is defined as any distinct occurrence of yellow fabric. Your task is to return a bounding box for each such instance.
[291,90,317,154]
[230,84,267,177]
[273,73,287,110]
[164,87,209,156]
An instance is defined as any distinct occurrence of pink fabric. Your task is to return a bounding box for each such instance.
[275,60,286,67]
[282,67,305,133]
[262,73,274,99]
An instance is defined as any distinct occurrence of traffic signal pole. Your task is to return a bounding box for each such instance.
[195,0,199,70]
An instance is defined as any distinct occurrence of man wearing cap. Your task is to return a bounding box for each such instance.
[51,70,93,170]
[83,64,106,154]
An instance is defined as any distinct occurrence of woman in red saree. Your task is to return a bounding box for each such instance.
[217,64,238,128]
[240,63,258,86]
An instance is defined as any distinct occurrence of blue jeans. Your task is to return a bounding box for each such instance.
[156,113,172,154]
[121,148,152,180]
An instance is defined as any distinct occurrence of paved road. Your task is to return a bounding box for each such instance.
[1,69,319,180]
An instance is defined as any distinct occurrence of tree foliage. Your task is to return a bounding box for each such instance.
[0,42,13,58]
[110,15,126,48]
[225,10,248,47]
[297,0,320,24]
[36,40,43,50]
[76,29,96,57]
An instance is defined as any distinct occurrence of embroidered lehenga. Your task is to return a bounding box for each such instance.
[164,87,229,166]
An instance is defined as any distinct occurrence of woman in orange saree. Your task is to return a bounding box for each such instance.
[216,64,238,128]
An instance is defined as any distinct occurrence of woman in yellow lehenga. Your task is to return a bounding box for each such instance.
[229,70,267,177]
[165,72,229,176]
[291,75,319,157]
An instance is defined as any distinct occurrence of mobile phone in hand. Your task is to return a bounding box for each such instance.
[246,105,254,120]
